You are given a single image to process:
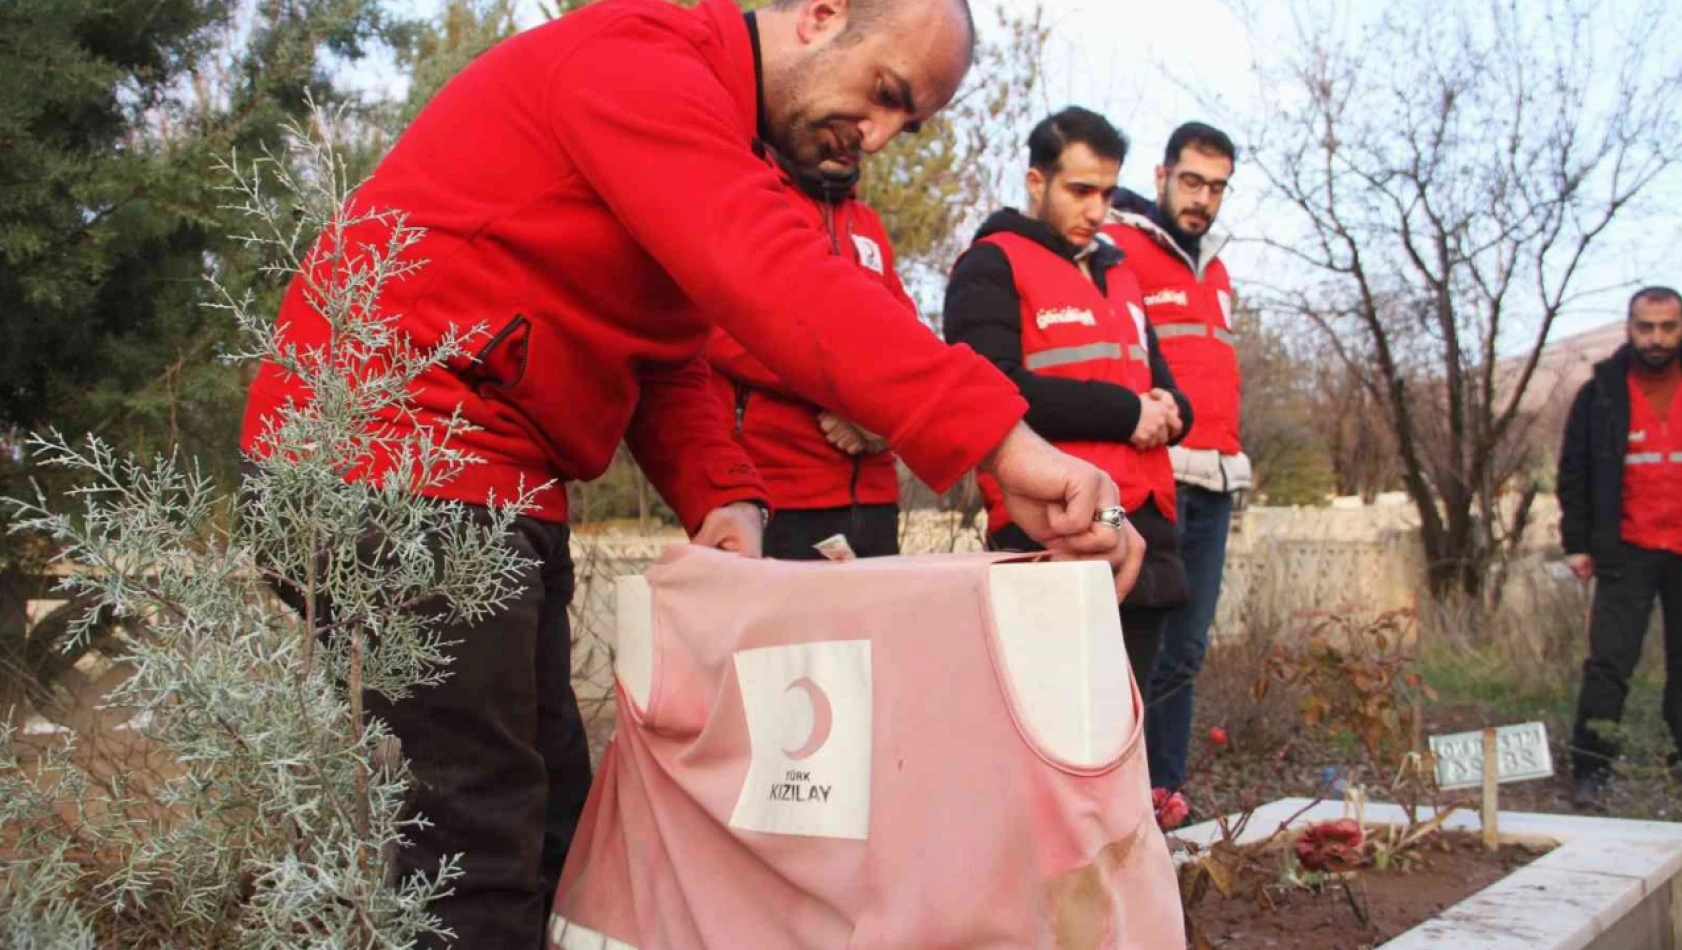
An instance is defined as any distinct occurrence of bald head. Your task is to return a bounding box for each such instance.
[758,0,975,178]
[776,0,976,60]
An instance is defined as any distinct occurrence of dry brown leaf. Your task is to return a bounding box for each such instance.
[1204,855,1236,898]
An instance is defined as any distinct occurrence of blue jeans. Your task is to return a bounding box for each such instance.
[1145,484,1234,790]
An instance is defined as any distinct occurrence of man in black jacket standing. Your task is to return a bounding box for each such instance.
[1559,285,1682,808]
[944,107,1192,688]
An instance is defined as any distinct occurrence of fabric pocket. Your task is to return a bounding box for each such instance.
[463,314,532,393]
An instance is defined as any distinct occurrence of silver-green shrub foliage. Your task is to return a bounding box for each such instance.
[0,104,539,949]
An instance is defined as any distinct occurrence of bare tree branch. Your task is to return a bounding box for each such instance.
[1204,0,1682,595]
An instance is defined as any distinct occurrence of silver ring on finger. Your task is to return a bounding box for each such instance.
[1094,505,1129,529]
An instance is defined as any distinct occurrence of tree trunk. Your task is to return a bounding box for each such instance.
[1488,481,1540,610]
[1418,491,1483,600]
[0,565,34,727]
[0,571,109,728]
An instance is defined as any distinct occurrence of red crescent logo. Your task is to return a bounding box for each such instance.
[782,676,834,761]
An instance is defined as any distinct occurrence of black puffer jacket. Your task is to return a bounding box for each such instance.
[942,208,1193,444]
[1558,345,1634,568]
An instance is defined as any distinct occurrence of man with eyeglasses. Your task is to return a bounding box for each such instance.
[1104,121,1247,794]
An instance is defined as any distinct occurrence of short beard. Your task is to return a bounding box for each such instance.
[1635,344,1679,370]
[763,45,846,174]
[1155,187,1206,244]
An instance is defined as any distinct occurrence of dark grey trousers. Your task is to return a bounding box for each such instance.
[1572,542,1682,779]
[272,510,591,949]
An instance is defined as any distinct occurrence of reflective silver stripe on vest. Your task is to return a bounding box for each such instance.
[1626,452,1665,465]
[1153,323,1208,339]
[1025,342,1123,370]
[1153,322,1238,348]
[1670,452,1682,463]
[1128,344,1148,361]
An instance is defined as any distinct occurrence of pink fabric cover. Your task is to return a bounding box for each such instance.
[548,547,1184,949]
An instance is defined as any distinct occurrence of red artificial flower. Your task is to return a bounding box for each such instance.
[1208,726,1229,747]
[1293,818,1366,872]
[1151,787,1191,830]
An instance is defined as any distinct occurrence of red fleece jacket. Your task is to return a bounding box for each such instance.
[706,160,911,511]
[240,0,1025,531]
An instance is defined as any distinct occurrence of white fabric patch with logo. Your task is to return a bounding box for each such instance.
[1217,290,1234,329]
[1144,289,1189,308]
[1631,430,1648,443]
[1035,307,1097,330]
[1127,303,1148,352]
[729,640,873,840]
[851,234,884,275]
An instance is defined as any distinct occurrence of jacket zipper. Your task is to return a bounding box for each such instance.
[826,201,861,535]
[823,202,842,254]
[848,455,864,540]
[1125,212,1214,281]
[734,384,751,436]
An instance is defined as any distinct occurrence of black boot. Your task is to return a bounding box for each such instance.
[1571,772,1609,813]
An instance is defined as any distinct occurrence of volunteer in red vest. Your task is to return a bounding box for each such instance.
[1104,122,1246,792]
[707,149,911,560]
[239,1,1145,946]
[945,107,1193,688]
[1559,286,1682,810]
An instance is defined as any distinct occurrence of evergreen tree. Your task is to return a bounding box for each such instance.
[0,0,414,723]
[1,106,532,949]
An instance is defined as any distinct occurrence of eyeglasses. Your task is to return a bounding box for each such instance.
[1173,170,1232,197]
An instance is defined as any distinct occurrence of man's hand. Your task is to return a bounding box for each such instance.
[1148,389,1183,440]
[1567,553,1594,580]
[1132,394,1171,450]
[818,411,866,455]
[694,502,765,557]
[984,422,1146,599]
[818,411,888,455]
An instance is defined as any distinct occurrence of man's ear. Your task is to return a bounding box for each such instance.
[1154,164,1170,193]
[1026,167,1048,212]
[795,0,849,47]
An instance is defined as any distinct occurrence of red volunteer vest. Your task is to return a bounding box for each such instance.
[1103,223,1241,455]
[1621,375,1682,554]
[976,232,1176,532]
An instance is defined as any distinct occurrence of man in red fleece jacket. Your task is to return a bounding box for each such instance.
[241,1,1143,946]
[706,148,912,560]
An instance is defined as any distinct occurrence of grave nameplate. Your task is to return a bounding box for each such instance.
[1428,722,1553,791]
